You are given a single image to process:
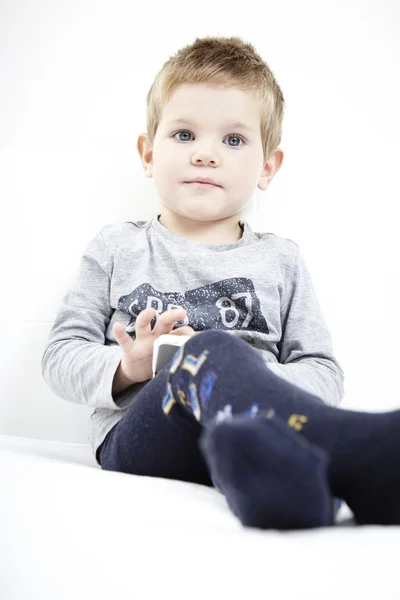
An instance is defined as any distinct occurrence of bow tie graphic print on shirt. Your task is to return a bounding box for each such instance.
[117,278,269,338]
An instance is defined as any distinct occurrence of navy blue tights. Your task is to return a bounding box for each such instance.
[100,330,400,529]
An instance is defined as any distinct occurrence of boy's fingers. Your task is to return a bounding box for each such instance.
[154,308,187,336]
[114,308,187,343]
[135,308,156,337]
[113,322,135,353]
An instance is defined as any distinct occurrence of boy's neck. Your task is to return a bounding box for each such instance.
[157,214,243,245]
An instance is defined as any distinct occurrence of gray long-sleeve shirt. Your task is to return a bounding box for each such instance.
[41,215,345,464]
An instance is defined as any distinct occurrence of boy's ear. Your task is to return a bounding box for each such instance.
[257,148,284,191]
[137,133,153,179]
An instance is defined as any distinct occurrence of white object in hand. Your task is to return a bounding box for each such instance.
[152,334,191,378]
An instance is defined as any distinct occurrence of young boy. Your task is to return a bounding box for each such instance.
[41,36,400,531]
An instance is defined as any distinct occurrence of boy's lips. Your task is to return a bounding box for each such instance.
[184,177,221,187]
[184,181,221,188]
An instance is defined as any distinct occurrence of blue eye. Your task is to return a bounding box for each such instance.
[173,130,244,147]
[175,130,192,142]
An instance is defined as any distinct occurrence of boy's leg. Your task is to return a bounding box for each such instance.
[164,329,400,526]
[99,360,212,488]
[99,350,333,531]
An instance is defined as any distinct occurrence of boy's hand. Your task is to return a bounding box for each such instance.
[112,307,195,384]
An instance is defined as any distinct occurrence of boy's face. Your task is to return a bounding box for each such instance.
[138,83,283,237]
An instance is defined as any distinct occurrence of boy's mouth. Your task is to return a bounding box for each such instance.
[184,177,221,187]
[184,181,221,188]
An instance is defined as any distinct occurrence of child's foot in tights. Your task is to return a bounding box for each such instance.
[199,411,334,530]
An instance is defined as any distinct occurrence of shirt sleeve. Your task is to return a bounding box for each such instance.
[41,229,131,410]
[266,245,345,407]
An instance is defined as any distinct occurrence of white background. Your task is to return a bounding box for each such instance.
[1,0,399,444]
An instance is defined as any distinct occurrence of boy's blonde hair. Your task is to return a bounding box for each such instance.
[145,36,285,163]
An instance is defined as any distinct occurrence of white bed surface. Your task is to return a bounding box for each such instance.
[1,433,399,600]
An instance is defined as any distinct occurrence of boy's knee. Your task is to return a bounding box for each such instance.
[190,329,233,345]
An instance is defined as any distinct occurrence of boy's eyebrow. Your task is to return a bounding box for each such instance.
[166,118,254,132]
